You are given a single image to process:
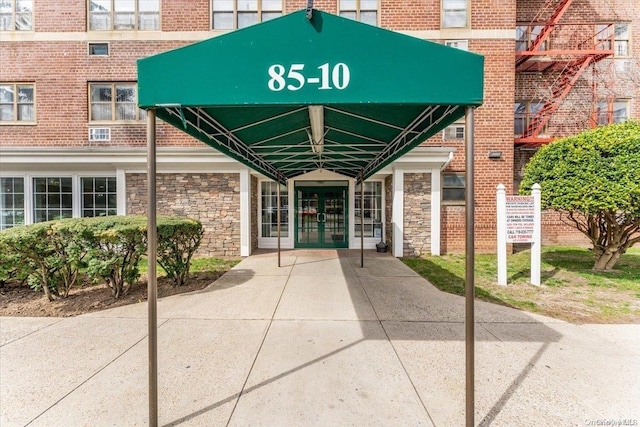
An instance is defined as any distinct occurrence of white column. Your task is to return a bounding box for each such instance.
[531,183,542,286]
[240,168,251,257]
[430,168,441,256]
[496,184,507,286]
[116,169,127,215]
[392,167,404,257]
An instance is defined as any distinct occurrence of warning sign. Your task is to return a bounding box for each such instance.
[505,195,534,243]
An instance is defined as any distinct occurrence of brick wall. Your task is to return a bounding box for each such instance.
[126,173,241,257]
[403,173,431,256]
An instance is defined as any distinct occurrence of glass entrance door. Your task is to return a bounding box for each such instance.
[295,187,348,248]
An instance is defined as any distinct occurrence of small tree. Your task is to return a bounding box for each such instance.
[520,121,640,270]
[156,217,204,286]
[84,216,147,298]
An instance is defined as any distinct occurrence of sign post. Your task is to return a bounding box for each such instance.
[496,184,541,286]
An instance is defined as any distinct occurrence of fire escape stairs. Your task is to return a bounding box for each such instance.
[515,0,573,70]
[514,0,613,146]
[516,54,599,144]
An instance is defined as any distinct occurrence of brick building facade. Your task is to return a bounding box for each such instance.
[1,0,638,257]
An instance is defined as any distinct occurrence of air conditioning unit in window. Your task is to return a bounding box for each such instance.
[89,127,110,142]
[443,124,465,140]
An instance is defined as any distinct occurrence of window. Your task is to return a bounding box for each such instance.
[89,83,146,122]
[0,177,25,230]
[338,0,378,26]
[88,42,109,55]
[442,173,465,203]
[261,181,288,237]
[212,0,282,30]
[514,101,547,136]
[597,99,629,125]
[442,0,467,29]
[0,83,35,123]
[33,178,73,223]
[614,23,630,57]
[82,177,117,217]
[355,181,382,238]
[0,0,32,31]
[445,39,468,51]
[444,116,465,140]
[444,123,464,140]
[516,25,546,51]
[89,0,159,31]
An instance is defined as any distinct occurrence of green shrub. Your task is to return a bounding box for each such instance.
[0,241,29,287]
[156,217,204,286]
[83,216,147,299]
[48,219,90,297]
[0,222,59,300]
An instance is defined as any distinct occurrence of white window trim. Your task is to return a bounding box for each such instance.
[257,178,293,249]
[350,179,385,247]
[0,173,121,226]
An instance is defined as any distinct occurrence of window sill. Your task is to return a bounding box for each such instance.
[442,201,466,206]
[88,121,146,125]
[0,121,37,126]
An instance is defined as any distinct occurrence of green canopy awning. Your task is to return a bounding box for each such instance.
[137,9,484,183]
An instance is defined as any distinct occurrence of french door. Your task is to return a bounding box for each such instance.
[295,186,348,248]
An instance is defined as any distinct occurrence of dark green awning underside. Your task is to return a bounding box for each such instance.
[137,9,484,183]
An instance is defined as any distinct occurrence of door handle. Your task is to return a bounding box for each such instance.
[319,213,326,223]
[316,212,321,223]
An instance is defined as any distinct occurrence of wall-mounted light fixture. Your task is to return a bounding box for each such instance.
[308,105,324,154]
[488,150,502,160]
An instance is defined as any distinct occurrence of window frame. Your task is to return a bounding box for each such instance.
[444,39,469,51]
[0,82,36,125]
[597,98,629,125]
[88,42,110,56]
[0,0,33,31]
[516,24,548,52]
[613,23,630,58]
[32,176,74,223]
[354,180,383,239]
[259,180,289,238]
[88,82,146,123]
[81,176,118,218]
[211,0,283,30]
[338,0,379,26]
[441,0,468,29]
[442,172,465,205]
[0,177,26,230]
[87,0,160,31]
[514,100,549,137]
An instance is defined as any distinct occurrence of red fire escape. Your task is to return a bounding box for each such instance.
[514,0,614,146]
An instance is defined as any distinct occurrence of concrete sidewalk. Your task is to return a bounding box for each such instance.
[1,250,639,426]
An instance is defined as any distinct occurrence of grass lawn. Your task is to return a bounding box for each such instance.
[139,256,240,277]
[401,246,640,324]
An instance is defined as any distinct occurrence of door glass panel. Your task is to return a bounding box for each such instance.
[323,189,346,245]
[296,186,347,248]
[297,190,319,245]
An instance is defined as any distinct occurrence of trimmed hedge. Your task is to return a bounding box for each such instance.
[0,215,204,300]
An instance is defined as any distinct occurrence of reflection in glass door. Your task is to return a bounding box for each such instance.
[296,187,348,248]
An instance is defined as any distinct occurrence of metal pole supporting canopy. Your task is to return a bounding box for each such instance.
[146,109,158,427]
[465,106,476,427]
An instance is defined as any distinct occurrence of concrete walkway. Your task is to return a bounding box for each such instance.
[1,250,639,426]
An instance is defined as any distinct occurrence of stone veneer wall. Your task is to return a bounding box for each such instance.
[126,173,241,257]
[250,176,258,253]
[403,173,432,257]
[385,175,393,251]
